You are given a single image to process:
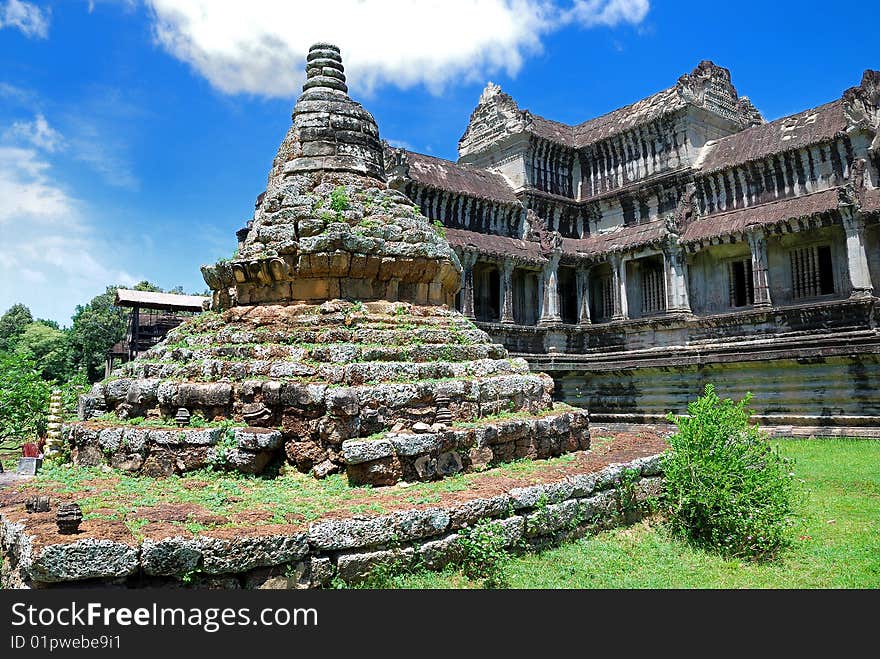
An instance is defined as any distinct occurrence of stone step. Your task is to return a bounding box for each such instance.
[122,356,530,385]
[144,341,507,365]
[160,326,489,349]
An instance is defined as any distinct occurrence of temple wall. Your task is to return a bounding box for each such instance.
[552,355,880,426]
[480,296,880,429]
[694,137,852,215]
[688,242,751,315]
[768,226,851,304]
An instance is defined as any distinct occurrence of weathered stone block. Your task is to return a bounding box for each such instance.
[199,534,309,574]
[29,540,139,583]
[340,438,394,464]
[141,537,202,576]
[524,499,580,537]
[235,428,283,451]
[336,547,414,584]
[449,494,512,529]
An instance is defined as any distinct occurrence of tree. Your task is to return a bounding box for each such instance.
[69,286,128,382]
[14,322,74,383]
[0,352,51,451]
[0,303,33,351]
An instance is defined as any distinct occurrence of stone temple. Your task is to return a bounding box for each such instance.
[68,44,589,485]
[384,63,880,432]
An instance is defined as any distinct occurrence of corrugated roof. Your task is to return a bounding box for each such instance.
[699,100,846,173]
[115,289,208,311]
[682,188,842,243]
[406,152,518,204]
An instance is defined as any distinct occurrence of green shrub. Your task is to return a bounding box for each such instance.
[663,384,797,560]
[456,519,512,588]
[330,186,350,212]
[0,351,51,451]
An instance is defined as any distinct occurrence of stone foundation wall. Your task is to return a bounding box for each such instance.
[342,410,590,486]
[482,298,880,428]
[0,454,662,589]
[553,354,880,425]
[65,423,283,476]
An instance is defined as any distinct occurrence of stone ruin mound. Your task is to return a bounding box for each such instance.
[65,43,590,486]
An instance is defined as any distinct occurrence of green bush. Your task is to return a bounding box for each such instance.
[330,186,350,212]
[456,519,512,588]
[0,351,51,451]
[663,384,797,559]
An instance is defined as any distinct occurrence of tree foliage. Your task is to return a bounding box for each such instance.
[0,351,51,450]
[0,303,33,351]
[14,322,73,382]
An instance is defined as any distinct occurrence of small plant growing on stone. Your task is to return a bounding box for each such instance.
[663,384,797,560]
[455,519,513,588]
[431,218,446,238]
[330,186,350,212]
[617,467,643,519]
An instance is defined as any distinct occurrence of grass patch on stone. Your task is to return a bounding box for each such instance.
[387,438,880,588]
[16,442,600,535]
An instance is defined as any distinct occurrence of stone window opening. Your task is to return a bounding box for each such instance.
[640,260,665,316]
[558,266,578,324]
[474,263,501,322]
[790,244,835,299]
[728,258,755,308]
[590,272,615,322]
[513,269,540,325]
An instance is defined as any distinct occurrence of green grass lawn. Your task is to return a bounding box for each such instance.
[388,439,880,588]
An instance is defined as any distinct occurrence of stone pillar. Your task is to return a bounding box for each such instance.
[539,255,562,325]
[501,259,515,324]
[610,254,628,321]
[842,211,874,298]
[747,230,772,307]
[576,266,592,325]
[460,250,477,319]
[663,241,691,313]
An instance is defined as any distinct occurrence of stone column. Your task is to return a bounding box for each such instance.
[539,254,562,325]
[576,266,592,325]
[501,258,515,324]
[460,250,477,319]
[747,230,772,307]
[663,241,691,313]
[610,254,628,321]
[842,211,874,298]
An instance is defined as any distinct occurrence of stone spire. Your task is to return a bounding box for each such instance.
[284,43,385,180]
[200,42,461,311]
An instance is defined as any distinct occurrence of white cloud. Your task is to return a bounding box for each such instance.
[0,146,140,324]
[566,0,649,26]
[0,147,73,223]
[4,114,65,152]
[0,0,49,39]
[144,0,650,97]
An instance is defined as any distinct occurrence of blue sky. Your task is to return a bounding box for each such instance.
[1,0,877,325]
